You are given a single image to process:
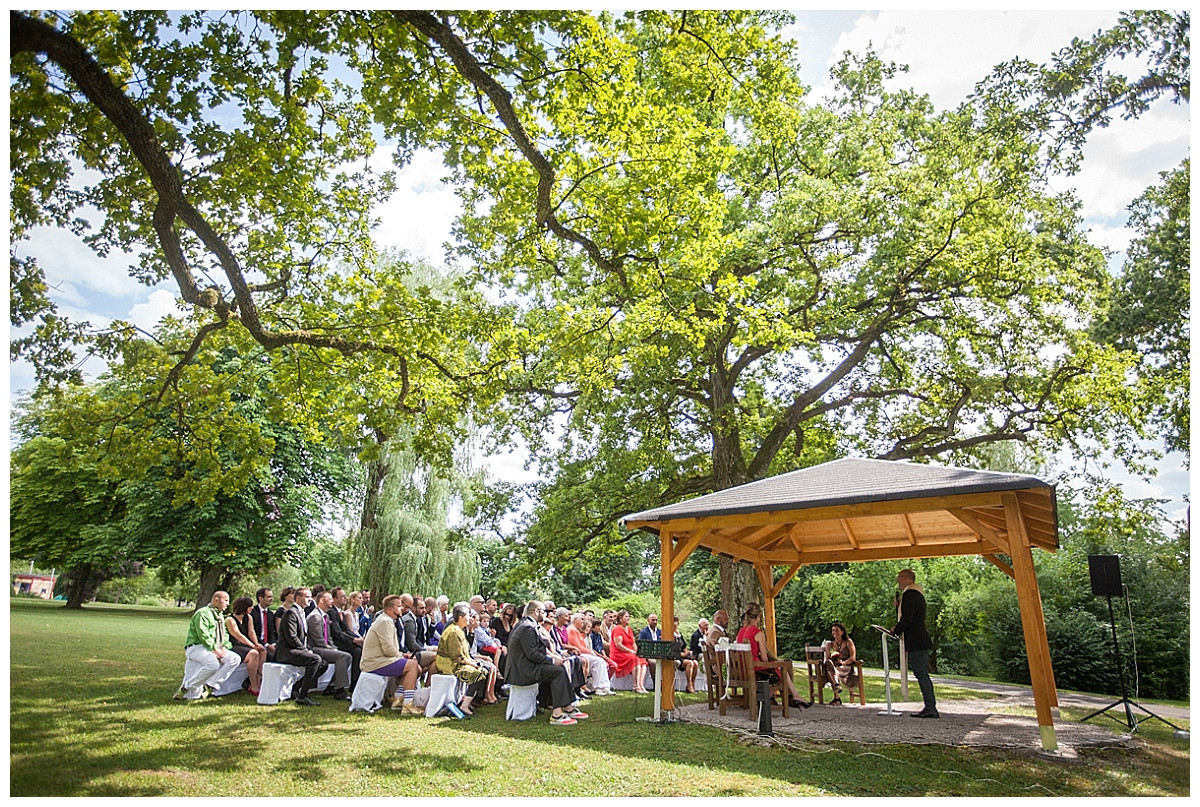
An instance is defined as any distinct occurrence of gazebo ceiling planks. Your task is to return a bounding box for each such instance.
[622,457,1062,750]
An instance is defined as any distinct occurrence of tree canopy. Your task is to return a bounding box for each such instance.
[9,10,1188,617]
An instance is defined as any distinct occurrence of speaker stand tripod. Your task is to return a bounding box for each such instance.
[1080,594,1186,735]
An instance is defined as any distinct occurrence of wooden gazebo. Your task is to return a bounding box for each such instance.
[621,458,1062,751]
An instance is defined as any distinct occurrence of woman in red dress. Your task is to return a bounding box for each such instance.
[609,610,649,693]
[735,602,809,708]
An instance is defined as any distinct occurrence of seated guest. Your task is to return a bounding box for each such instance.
[251,588,277,662]
[638,613,662,642]
[569,613,613,695]
[355,590,373,635]
[225,595,266,696]
[505,601,587,725]
[491,603,519,647]
[821,621,859,705]
[328,587,365,691]
[705,609,730,649]
[547,608,591,699]
[473,610,506,669]
[306,591,353,700]
[405,596,438,669]
[435,603,489,716]
[274,587,296,646]
[467,613,502,704]
[589,615,619,678]
[175,591,241,700]
[275,587,326,707]
[599,610,616,654]
[344,591,366,638]
[736,602,809,709]
[610,610,649,693]
[305,584,326,616]
[672,616,699,693]
[361,594,422,714]
[690,618,709,659]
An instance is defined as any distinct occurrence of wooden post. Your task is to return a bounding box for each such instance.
[754,563,778,656]
[1003,493,1058,751]
[660,528,675,713]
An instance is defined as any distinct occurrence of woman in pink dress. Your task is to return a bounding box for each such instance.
[735,602,809,709]
[609,610,649,693]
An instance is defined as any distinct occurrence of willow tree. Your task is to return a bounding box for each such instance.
[351,437,481,602]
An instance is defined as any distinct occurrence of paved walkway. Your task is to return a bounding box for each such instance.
[672,672,1188,752]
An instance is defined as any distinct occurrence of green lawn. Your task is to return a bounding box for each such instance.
[9,598,1189,796]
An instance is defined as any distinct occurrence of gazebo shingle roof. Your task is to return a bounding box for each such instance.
[623,457,1052,523]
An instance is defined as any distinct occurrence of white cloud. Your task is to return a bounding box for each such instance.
[372,147,462,264]
[127,289,183,332]
[20,223,152,304]
[820,11,1120,110]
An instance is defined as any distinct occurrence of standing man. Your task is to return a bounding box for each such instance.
[894,568,937,718]
[307,591,353,700]
[506,601,587,725]
[276,587,325,707]
[175,591,241,700]
[252,588,277,662]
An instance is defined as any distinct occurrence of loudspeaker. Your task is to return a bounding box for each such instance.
[1088,554,1123,597]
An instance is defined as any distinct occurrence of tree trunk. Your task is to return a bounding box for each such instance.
[358,455,391,599]
[60,565,108,608]
[194,563,230,610]
[719,556,763,629]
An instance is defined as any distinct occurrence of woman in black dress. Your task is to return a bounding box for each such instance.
[225,596,265,695]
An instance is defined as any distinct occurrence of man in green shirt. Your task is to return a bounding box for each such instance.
[175,591,241,700]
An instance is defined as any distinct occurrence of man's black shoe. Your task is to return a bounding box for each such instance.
[911,709,940,718]
[333,689,352,701]
[295,697,321,707]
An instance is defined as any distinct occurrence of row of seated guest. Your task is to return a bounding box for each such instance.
[183,586,726,710]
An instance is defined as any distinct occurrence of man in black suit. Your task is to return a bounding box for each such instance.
[275,587,325,707]
[401,596,437,670]
[894,568,938,718]
[328,587,364,691]
[252,587,277,662]
[505,601,586,725]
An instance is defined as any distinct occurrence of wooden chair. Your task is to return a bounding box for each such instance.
[721,646,790,718]
[702,647,723,710]
[805,645,866,705]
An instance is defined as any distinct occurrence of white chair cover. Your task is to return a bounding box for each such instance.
[211,663,249,696]
[505,683,539,721]
[349,670,389,713]
[258,663,304,705]
[424,674,461,718]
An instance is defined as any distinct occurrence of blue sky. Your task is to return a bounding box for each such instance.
[9,10,1190,522]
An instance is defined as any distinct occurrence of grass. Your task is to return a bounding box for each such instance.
[9,598,1189,797]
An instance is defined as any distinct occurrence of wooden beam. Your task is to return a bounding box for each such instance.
[902,513,918,545]
[787,523,805,553]
[948,507,1011,555]
[769,563,802,598]
[839,519,860,549]
[668,529,708,577]
[700,533,762,564]
[760,538,990,566]
[1004,493,1057,750]
[744,523,786,549]
[982,553,1014,579]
